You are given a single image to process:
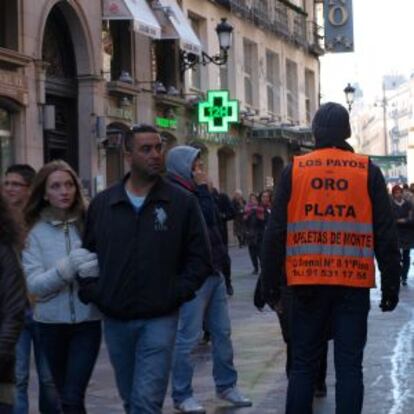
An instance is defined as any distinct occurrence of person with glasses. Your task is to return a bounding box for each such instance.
[77,124,211,413]
[3,164,61,414]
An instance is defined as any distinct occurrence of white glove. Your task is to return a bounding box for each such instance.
[68,248,97,272]
[56,257,76,282]
[78,258,99,279]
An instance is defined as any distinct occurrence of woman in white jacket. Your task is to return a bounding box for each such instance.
[22,160,101,414]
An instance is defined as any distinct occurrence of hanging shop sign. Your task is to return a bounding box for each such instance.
[188,123,240,146]
[324,0,354,53]
[155,116,177,129]
[198,90,239,133]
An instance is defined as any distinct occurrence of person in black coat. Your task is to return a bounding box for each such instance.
[0,192,26,413]
[391,185,414,286]
[211,188,235,295]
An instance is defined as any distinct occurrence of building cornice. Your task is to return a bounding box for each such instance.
[0,47,32,67]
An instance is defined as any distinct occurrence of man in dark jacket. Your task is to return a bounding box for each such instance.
[261,102,401,414]
[80,124,212,414]
[211,188,235,295]
[166,146,252,414]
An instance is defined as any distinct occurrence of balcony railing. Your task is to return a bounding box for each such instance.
[225,0,323,53]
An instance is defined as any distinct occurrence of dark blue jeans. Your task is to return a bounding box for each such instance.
[0,403,13,414]
[286,286,370,414]
[14,314,60,414]
[36,321,101,414]
[104,313,178,414]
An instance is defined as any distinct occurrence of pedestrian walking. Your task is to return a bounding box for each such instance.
[0,191,28,414]
[261,102,401,414]
[244,193,265,274]
[3,164,60,414]
[391,184,414,286]
[166,145,252,414]
[232,190,246,248]
[78,124,211,414]
[22,160,102,414]
[211,187,235,295]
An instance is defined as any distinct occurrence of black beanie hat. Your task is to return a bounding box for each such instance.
[312,102,351,147]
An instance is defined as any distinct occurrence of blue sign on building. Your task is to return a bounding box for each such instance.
[324,0,354,53]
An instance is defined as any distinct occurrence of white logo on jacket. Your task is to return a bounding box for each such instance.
[154,207,168,231]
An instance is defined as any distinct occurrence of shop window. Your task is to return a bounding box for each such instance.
[0,108,13,177]
[0,0,18,51]
[102,21,132,82]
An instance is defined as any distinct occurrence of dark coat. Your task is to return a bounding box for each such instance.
[261,141,401,302]
[80,175,212,320]
[0,244,26,383]
[391,199,414,250]
[168,176,229,275]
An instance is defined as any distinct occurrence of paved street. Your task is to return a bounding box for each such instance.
[28,246,414,413]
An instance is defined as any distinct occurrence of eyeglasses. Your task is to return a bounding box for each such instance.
[3,180,29,189]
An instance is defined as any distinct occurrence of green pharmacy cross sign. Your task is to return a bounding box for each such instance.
[198,90,239,133]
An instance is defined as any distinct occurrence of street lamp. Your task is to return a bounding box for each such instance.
[343,83,355,112]
[180,18,233,74]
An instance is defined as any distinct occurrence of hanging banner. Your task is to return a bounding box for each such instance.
[324,0,354,53]
[370,155,407,185]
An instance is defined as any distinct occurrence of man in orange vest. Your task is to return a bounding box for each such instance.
[261,102,401,414]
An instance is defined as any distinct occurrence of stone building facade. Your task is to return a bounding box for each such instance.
[0,0,322,196]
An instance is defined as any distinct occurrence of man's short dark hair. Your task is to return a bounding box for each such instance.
[124,124,159,152]
[5,164,36,186]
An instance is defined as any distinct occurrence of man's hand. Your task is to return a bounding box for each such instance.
[379,293,399,312]
[262,288,281,311]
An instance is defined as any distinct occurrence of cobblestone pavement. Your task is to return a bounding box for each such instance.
[28,246,414,413]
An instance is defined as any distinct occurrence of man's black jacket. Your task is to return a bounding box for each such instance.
[80,175,212,320]
[261,144,401,300]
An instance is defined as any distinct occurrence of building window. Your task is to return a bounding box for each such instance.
[152,40,179,90]
[286,59,298,122]
[0,0,18,50]
[266,50,280,116]
[101,21,132,82]
[0,108,13,177]
[188,14,206,91]
[243,38,258,109]
[305,69,316,124]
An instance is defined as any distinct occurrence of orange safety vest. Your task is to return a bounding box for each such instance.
[286,148,375,288]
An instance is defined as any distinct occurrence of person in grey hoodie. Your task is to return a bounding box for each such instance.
[166,146,252,414]
[22,160,101,414]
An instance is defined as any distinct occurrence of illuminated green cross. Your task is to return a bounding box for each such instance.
[198,90,239,133]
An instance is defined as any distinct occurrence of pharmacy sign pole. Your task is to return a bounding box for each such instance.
[198,90,239,133]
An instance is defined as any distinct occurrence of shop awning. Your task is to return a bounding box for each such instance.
[154,0,202,55]
[103,0,161,39]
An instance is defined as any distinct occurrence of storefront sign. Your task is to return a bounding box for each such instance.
[106,104,133,121]
[155,116,177,129]
[0,69,28,105]
[189,123,240,146]
[324,0,354,52]
[198,90,239,133]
